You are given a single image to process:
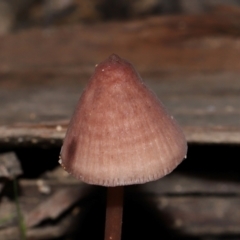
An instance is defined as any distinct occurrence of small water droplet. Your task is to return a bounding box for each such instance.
[56,125,62,131]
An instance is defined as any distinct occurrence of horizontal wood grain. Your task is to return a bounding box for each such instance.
[1,13,240,145]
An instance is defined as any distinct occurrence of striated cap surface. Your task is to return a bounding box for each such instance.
[60,54,187,186]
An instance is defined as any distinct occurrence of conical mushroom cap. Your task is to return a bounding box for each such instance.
[60,54,187,186]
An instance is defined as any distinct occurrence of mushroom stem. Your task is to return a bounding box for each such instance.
[105,186,124,240]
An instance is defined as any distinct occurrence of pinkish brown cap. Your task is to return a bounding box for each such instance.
[60,54,187,187]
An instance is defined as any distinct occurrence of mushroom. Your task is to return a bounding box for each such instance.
[59,54,187,240]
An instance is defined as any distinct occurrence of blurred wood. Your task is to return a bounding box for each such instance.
[19,179,93,220]
[1,13,240,72]
[0,178,94,239]
[17,171,240,199]
[211,4,240,15]
[0,152,23,179]
[0,197,16,228]
[2,195,240,238]
[0,213,78,240]
[1,122,240,147]
[0,122,67,147]
[24,185,88,227]
[149,196,240,235]
[133,173,240,195]
[0,152,22,194]
[1,173,240,238]
[1,13,240,145]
